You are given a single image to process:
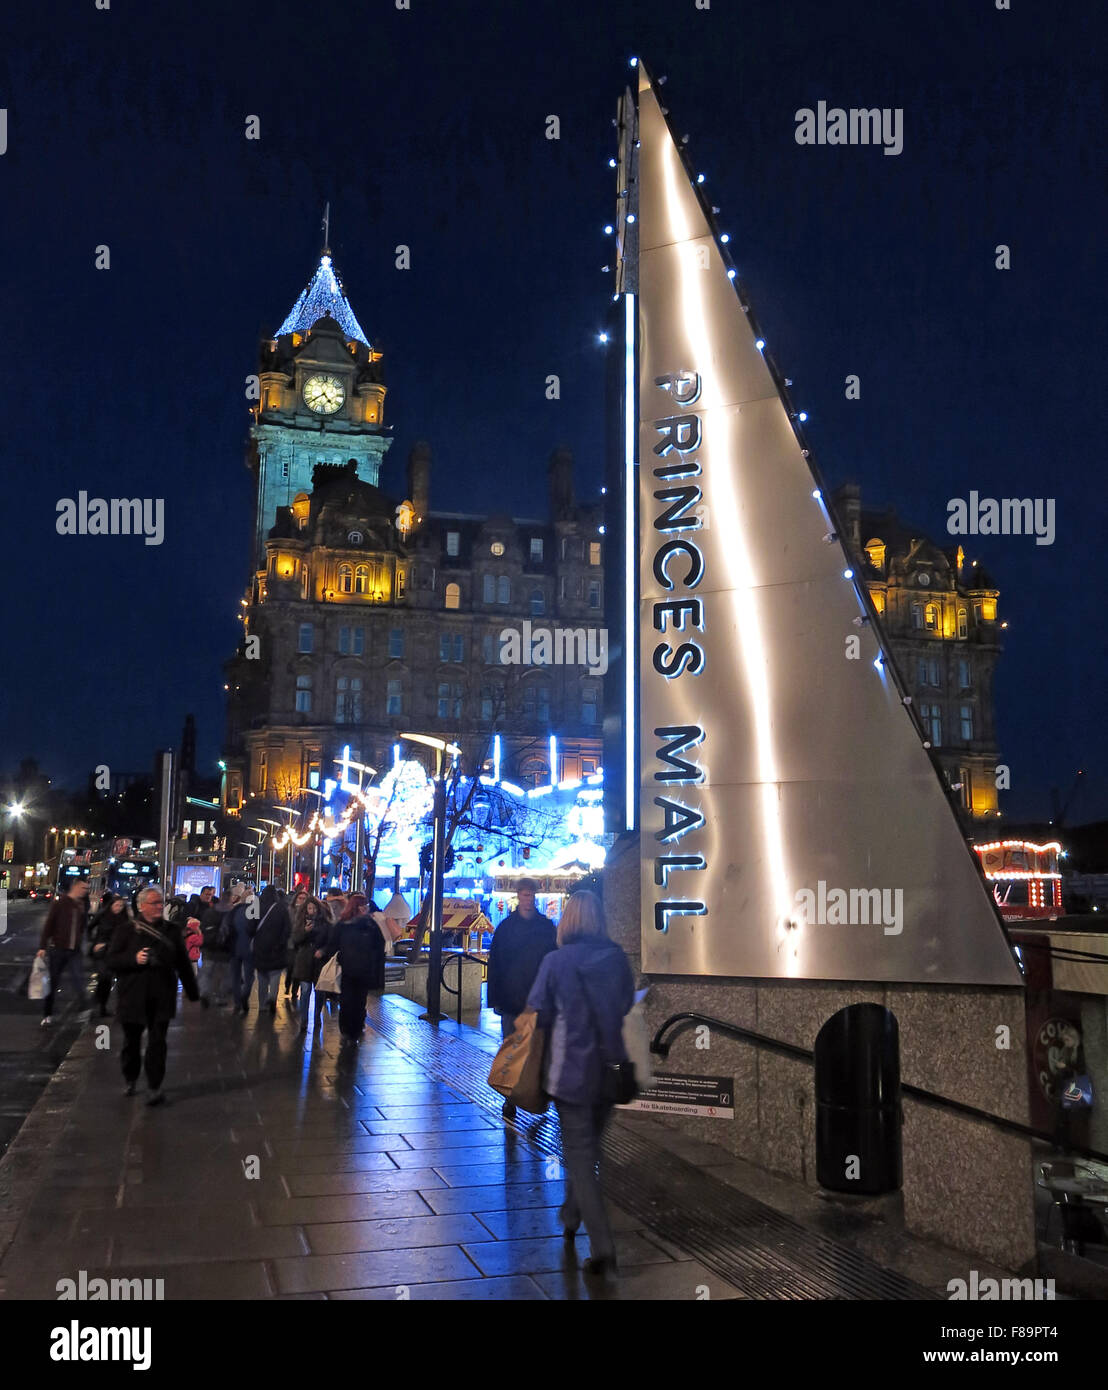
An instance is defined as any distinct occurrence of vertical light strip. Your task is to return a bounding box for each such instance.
[493,733,501,784]
[549,734,558,786]
[624,289,636,831]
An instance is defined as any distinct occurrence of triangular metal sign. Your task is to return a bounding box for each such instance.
[633,65,1021,985]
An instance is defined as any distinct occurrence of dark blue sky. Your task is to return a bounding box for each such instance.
[0,0,1103,823]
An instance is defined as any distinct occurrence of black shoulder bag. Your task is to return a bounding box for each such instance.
[574,964,637,1106]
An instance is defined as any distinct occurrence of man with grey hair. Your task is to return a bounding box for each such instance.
[106,885,199,1105]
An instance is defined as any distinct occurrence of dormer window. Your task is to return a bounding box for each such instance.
[446,531,460,557]
[864,538,886,573]
[348,530,363,545]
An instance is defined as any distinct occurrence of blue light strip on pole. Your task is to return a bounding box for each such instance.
[624,289,636,831]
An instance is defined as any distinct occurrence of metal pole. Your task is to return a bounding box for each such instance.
[352,810,362,897]
[268,839,275,886]
[423,766,446,1021]
[158,750,175,898]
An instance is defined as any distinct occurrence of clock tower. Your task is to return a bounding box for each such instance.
[248,251,392,567]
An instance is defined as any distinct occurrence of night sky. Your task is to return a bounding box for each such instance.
[1,0,1103,823]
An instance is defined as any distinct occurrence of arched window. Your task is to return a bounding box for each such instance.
[910,603,922,630]
[530,587,545,617]
[519,756,549,789]
[354,565,369,594]
[338,564,353,594]
[924,603,939,631]
[347,530,364,545]
[483,574,496,603]
[445,582,461,610]
[957,608,968,639]
[497,575,510,605]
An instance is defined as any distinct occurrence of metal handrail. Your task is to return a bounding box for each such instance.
[651,1010,1108,1167]
[440,949,487,1025]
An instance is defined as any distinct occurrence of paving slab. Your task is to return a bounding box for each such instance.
[255,1190,436,1225]
[532,1260,747,1301]
[419,1182,567,1215]
[303,1212,489,1255]
[328,1275,547,1300]
[461,1230,679,1278]
[271,1244,479,1294]
[360,1115,496,1134]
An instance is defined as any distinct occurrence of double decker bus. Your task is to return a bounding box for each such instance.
[83,839,159,911]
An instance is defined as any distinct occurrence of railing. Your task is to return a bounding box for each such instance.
[651,1011,1108,1165]
[440,949,488,1025]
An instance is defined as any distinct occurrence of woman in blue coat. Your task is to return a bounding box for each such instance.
[525,890,634,1279]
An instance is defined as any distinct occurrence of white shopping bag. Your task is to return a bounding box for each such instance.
[27,955,50,1001]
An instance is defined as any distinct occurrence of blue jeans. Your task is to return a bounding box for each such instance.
[44,948,85,1017]
[297,982,319,1025]
[230,957,255,1008]
[555,1099,617,1264]
[257,970,282,1007]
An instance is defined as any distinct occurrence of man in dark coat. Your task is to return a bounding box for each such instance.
[486,878,557,1119]
[186,885,215,921]
[37,878,90,1027]
[328,895,384,1046]
[106,885,199,1106]
[252,884,291,1015]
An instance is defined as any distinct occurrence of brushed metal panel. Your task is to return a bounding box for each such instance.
[635,69,1021,987]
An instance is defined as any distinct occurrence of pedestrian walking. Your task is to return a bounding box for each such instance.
[486,877,556,1118]
[36,877,91,1027]
[525,889,634,1280]
[291,896,331,1034]
[105,885,200,1105]
[197,889,234,1007]
[252,885,291,1015]
[329,893,384,1047]
[228,883,258,1013]
[88,892,129,1017]
[285,889,310,1000]
[187,885,216,922]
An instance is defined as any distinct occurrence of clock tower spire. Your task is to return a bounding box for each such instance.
[247,243,392,568]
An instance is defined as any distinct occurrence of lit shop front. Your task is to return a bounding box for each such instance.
[261,747,609,932]
[973,839,1064,922]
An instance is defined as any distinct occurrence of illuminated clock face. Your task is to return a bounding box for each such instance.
[303,374,345,414]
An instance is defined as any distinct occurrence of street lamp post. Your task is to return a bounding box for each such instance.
[399,734,461,1023]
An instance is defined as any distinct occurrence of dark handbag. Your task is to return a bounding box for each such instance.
[575,965,638,1106]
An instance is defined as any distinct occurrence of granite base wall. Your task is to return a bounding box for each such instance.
[603,831,1036,1271]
